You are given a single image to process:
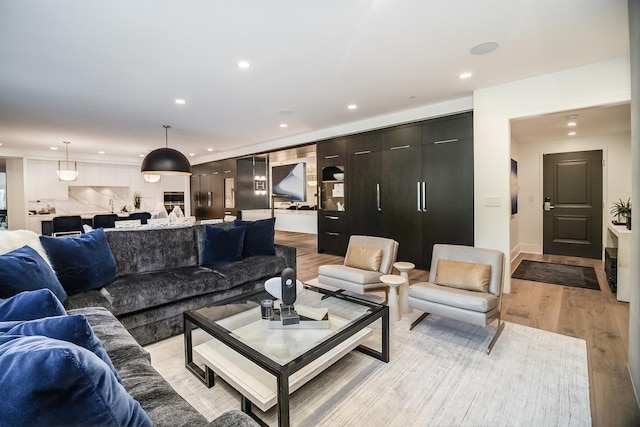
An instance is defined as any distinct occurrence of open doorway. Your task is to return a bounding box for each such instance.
[510,103,631,260]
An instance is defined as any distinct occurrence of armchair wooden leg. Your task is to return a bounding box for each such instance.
[487,320,505,355]
[409,312,429,331]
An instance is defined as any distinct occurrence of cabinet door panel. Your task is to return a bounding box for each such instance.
[421,138,474,265]
[380,145,423,264]
[348,150,382,236]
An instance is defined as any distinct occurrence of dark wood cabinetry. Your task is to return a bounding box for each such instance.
[380,129,424,263]
[347,133,382,236]
[317,138,348,253]
[319,112,474,267]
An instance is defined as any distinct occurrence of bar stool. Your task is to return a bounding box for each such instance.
[52,215,83,236]
[93,214,119,229]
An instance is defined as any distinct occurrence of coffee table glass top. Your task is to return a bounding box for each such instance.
[190,287,380,365]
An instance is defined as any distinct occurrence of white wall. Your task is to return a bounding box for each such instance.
[5,158,26,230]
[513,131,631,256]
[474,57,631,292]
[626,0,640,407]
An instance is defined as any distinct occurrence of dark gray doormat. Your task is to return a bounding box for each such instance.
[512,260,600,290]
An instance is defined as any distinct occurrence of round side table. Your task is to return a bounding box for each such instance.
[393,261,415,314]
[380,274,406,322]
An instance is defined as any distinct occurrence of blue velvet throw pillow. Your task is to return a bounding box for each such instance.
[0,314,121,383]
[0,289,66,322]
[234,217,276,257]
[0,245,67,303]
[39,228,118,296]
[0,335,153,427]
[201,225,245,265]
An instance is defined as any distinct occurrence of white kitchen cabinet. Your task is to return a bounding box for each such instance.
[26,159,69,201]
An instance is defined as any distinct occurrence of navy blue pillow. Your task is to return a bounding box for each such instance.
[39,228,118,296]
[201,225,245,265]
[1,314,121,383]
[0,245,67,303]
[0,289,66,322]
[234,217,276,256]
[0,335,153,427]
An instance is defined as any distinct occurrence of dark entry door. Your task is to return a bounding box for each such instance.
[542,150,603,259]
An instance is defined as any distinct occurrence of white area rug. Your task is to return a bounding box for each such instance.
[145,313,591,426]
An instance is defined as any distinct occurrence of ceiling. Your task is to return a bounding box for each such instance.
[511,103,631,144]
[0,0,630,164]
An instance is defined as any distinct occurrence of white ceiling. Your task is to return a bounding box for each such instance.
[0,0,630,164]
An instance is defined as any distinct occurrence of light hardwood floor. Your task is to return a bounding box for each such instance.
[275,231,640,427]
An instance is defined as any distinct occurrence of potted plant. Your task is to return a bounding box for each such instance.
[133,192,142,210]
[610,198,631,229]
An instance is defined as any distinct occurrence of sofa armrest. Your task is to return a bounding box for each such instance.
[208,410,259,427]
[274,244,296,270]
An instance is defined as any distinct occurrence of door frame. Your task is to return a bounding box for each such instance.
[538,148,607,260]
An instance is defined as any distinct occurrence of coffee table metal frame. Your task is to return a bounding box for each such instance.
[184,285,389,427]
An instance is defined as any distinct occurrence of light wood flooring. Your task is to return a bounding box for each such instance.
[275,231,640,427]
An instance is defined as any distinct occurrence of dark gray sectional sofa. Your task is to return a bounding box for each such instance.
[73,306,255,427]
[52,222,295,426]
[64,223,296,345]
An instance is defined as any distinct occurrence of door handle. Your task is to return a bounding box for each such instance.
[207,192,212,207]
[422,182,427,212]
[376,183,381,211]
[416,182,421,212]
[543,197,555,211]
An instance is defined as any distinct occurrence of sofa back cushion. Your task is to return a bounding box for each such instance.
[0,335,153,427]
[0,289,66,322]
[105,226,198,275]
[40,228,118,296]
[0,245,67,303]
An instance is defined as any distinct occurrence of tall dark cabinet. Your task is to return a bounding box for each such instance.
[320,112,474,268]
[420,113,474,265]
[379,124,424,263]
[347,133,382,236]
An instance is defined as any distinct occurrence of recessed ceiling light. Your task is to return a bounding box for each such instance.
[470,41,499,55]
[279,108,295,115]
[567,122,577,127]
[98,151,105,154]
[175,99,186,105]
[280,123,288,128]
[139,154,145,157]
[207,148,213,152]
[568,131,577,136]
[566,115,578,120]
[189,153,195,156]
[50,147,58,150]
[347,104,357,110]
[237,61,251,69]
[459,72,472,79]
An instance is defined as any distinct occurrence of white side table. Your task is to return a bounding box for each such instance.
[380,274,406,322]
[393,261,415,314]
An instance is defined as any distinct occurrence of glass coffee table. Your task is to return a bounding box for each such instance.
[184,285,389,427]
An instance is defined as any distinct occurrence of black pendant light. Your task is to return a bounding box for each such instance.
[141,125,192,176]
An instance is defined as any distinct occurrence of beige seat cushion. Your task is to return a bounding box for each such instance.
[344,245,383,272]
[435,259,491,293]
[318,264,383,285]
[409,282,498,313]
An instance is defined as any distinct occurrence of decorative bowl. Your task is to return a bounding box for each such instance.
[333,173,344,180]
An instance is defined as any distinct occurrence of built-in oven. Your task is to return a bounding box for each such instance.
[164,192,185,214]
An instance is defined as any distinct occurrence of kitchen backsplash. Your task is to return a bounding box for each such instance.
[28,187,160,215]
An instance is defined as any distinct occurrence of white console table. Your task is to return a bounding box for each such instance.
[606,223,632,302]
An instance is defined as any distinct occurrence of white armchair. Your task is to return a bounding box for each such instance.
[408,244,506,354]
[317,235,399,301]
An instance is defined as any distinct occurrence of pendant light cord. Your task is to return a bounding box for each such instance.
[163,125,170,148]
